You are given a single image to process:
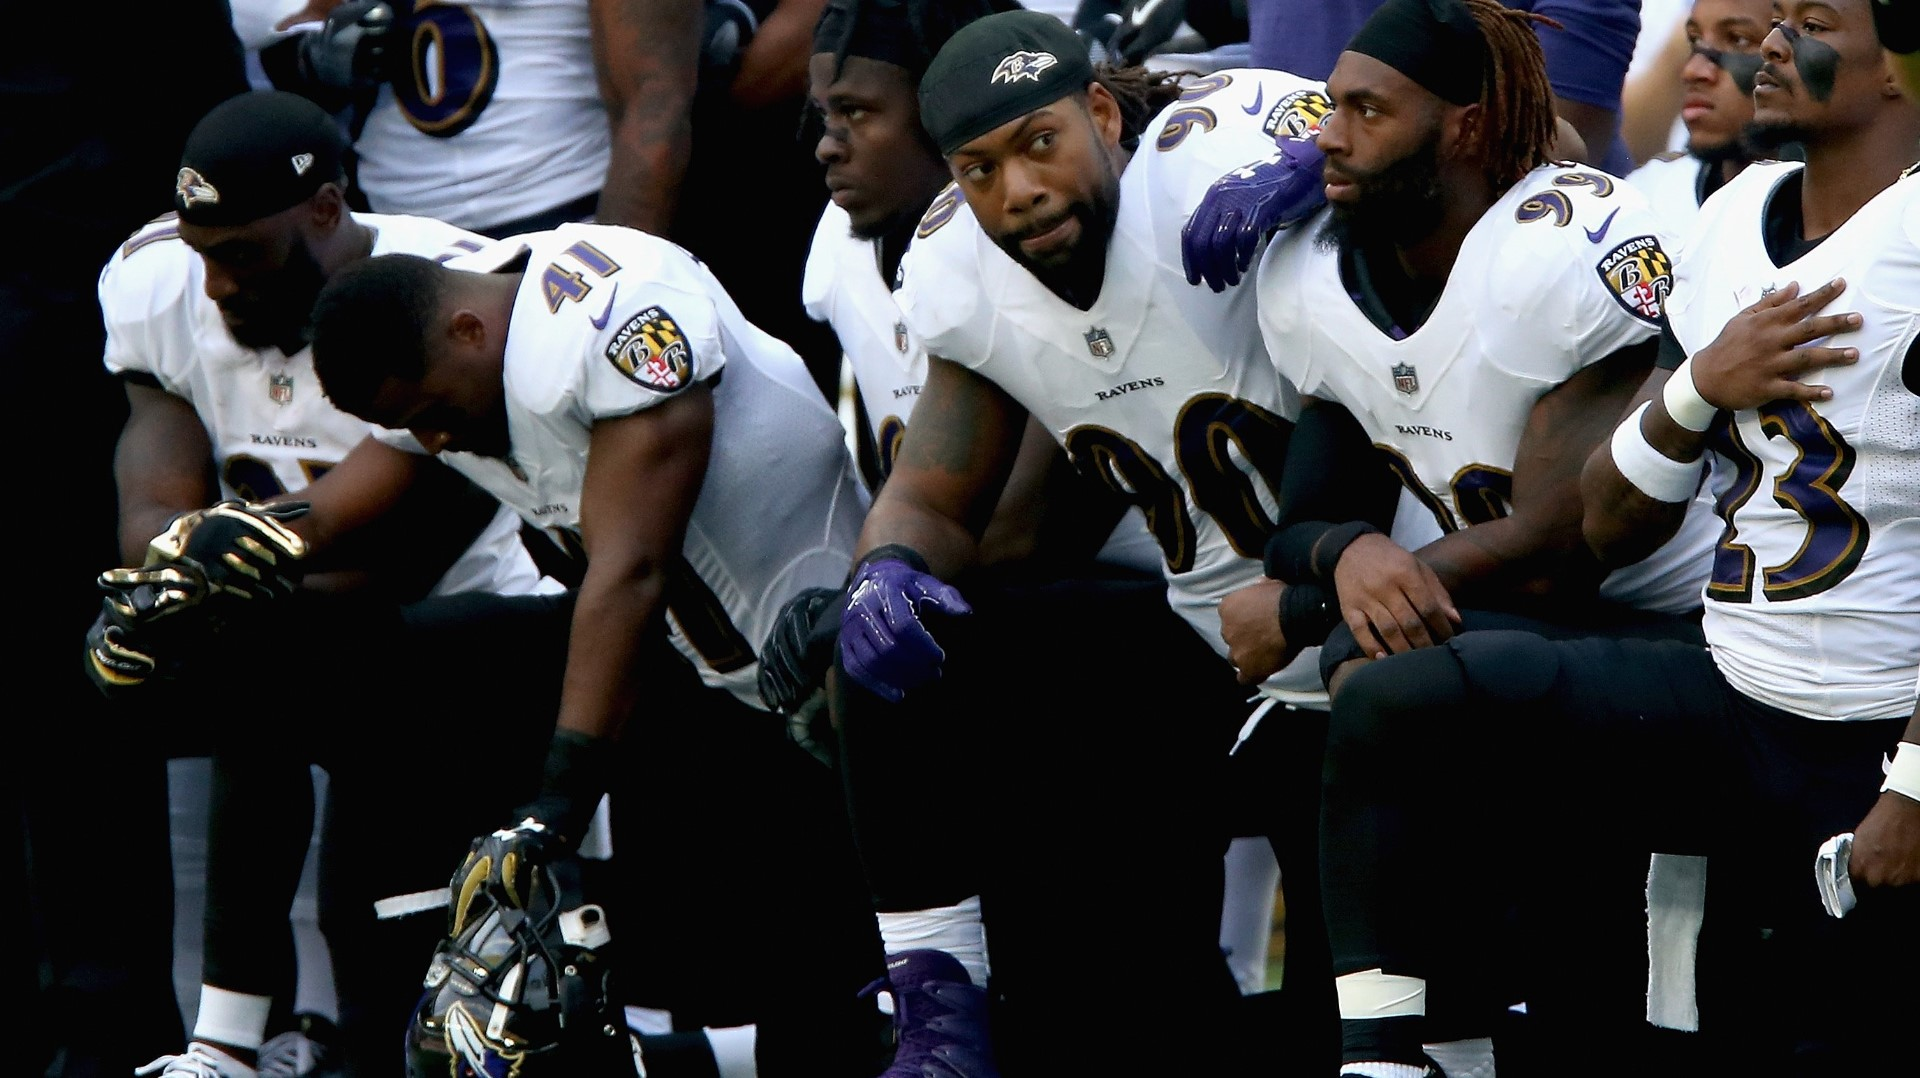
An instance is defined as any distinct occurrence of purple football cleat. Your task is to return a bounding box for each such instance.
[872,950,1000,1078]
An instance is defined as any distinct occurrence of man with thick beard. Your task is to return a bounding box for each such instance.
[1625,0,1774,239]
[823,9,1343,1074]
[1312,1,1920,1072]
[1221,0,1717,686]
[1208,1,1725,1073]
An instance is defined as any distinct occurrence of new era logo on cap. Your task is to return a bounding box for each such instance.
[991,51,1058,84]
[291,153,315,176]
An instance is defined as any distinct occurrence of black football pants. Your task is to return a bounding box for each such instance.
[1320,629,1918,1075]
[271,590,883,1078]
[833,571,1322,1074]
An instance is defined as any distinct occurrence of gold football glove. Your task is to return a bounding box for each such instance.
[145,500,311,601]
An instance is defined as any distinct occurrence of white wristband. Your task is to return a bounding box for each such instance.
[1662,358,1721,433]
[1610,402,1705,503]
[1883,741,1920,803]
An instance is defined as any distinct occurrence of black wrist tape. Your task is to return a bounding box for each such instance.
[857,543,930,575]
[1278,581,1341,649]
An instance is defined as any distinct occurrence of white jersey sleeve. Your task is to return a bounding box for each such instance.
[1481,168,1671,386]
[802,207,839,325]
[448,223,729,426]
[1138,68,1332,224]
[100,218,197,397]
[433,222,866,706]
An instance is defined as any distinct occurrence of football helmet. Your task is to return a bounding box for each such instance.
[406,855,635,1077]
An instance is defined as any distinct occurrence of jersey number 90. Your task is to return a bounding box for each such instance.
[1065,394,1291,573]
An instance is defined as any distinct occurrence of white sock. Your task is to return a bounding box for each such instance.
[1423,1036,1494,1078]
[193,985,272,1051]
[1220,837,1281,995]
[704,1025,756,1078]
[1335,968,1427,1020]
[875,896,990,989]
[1340,1064,1428,1078]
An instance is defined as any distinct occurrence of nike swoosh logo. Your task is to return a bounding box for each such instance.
[588,285,618,330]
[1242,85,1265,116]
[1129,0,1170,27]
[1584,207,1620,245]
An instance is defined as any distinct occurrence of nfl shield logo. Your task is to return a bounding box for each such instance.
[894,321,909,353]
[1391,363,1419,395]
[268,372,294,405]
[1084,327,1115,358]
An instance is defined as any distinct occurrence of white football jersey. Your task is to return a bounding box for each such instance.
[1626,151,1710,243]
[1664,161,1920,722]
[378,223,868,706]
[1259,163,1720,616]
[99,212,543,599]
[898,69,1329,704]
[355,0,608,232]
[802,201,1161,574]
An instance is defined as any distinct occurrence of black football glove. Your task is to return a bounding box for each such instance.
[1109,0,1188,65]
[298,0,401,91]
[756,586,844,716]
[84,607,161,694]
[139,500,311,603]
[84,557,224,694]
[452,729,612,914]
[451,817,566,917]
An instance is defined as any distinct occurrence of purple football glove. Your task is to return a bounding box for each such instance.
[839,551,972,703]
[1182,136,1328,293]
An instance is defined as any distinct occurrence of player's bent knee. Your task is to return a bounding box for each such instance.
[1446,630,1563,703]
[1324,646,1471,767]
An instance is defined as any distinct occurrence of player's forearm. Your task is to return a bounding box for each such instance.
[855,495,983,582]
[555,559,668,742]
[597,106,693,234]
[118,500,194,567]
[1418,484,1610,606]
[1580,449,1691,567]
[1581,372,1711,566]
[592,0,698,233]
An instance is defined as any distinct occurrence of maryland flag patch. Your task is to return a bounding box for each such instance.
[1262,89,1333,141]
[1596,235,1672,324]
[604,305,692,392]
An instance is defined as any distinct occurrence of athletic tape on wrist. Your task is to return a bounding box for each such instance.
[1611,402,1705,503]
[1883,741,1920,803]
[1662,359,1720,433]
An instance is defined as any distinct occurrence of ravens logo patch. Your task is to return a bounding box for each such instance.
[1262,89,1333,140]
[603,305,692,392]
[1596,235,1672,324]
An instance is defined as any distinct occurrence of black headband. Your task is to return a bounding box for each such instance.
[175,91,348,226]
[1347,0,1488,107]
[919,10,1094,156]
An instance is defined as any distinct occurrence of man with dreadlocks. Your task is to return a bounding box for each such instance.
[1227,0,1716,690]
[824,7,1358,1075]
[1200,0,1729,1073]
[1301,1,1920,1073]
